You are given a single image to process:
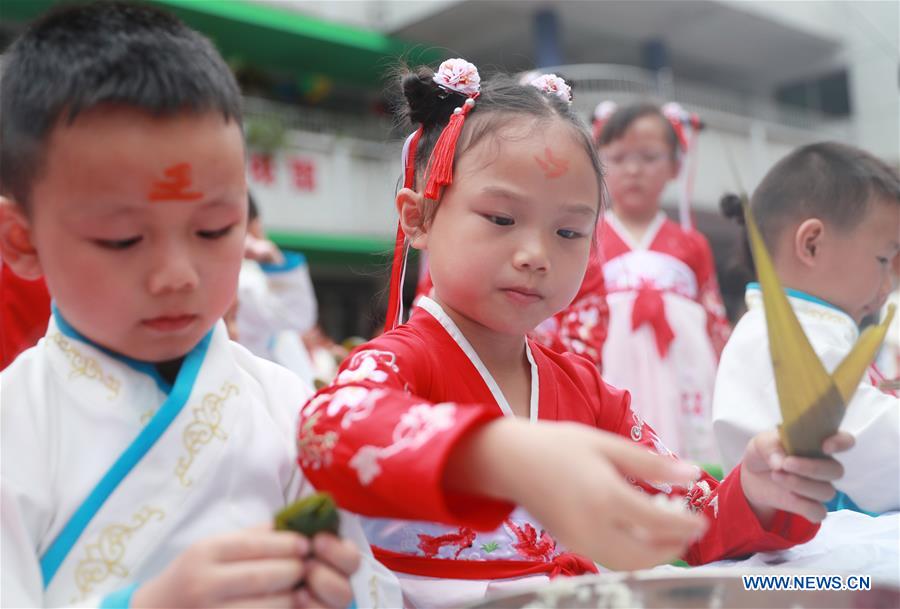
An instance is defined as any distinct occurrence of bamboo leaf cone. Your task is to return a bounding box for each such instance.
[743,201,895,457]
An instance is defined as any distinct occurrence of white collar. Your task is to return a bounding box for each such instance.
[603,210,667,251]
[417,296,540,422]
[744,285,858,344]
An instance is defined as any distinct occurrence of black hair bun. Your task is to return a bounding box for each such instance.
[401,66,462,127]
[720,193,746,225]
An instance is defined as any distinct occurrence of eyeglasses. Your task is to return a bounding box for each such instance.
[602,151,671,169]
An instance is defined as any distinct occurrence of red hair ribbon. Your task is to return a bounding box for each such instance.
[423,94,478,201]
[383,127,424,333]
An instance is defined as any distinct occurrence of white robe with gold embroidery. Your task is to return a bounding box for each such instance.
[1,317,400,608]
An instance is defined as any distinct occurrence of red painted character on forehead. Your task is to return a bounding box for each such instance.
[148,162,203,202]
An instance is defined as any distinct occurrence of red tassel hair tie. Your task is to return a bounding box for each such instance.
[423,94,478,201]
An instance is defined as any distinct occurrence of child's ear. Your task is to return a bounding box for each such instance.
[396,188,429,250]
[0,197,42,280]
[794,218,824,268]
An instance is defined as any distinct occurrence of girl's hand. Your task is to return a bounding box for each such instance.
[740,430,854,525]
[446,418,708,570]
[131,525,313,608]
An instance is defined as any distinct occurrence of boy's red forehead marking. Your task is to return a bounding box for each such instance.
[148,163,203,202]
[534,147,569,179]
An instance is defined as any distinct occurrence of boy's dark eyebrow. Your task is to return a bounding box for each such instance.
[480,185,596,217]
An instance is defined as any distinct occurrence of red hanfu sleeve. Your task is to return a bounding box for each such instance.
[590,365,819,565]
[297,334,513,530]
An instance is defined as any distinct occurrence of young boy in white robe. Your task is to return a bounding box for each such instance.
[713,142,900,514]
[0,3,400,607]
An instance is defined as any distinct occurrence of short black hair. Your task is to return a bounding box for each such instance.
[750,142,900,250]
[0,1,243,208]
[396,65,604,222]
[596,103,679,158]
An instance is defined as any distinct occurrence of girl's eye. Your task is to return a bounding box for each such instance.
[484,214,514,227]
[197,225,234,240]
[95,236,141,250]
[557,229,584,240]
[877,257,889,266]
[640,152,666,164]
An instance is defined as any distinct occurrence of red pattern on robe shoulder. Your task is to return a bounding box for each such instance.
[296,304,816,580]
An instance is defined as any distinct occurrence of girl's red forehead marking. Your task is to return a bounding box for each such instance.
[148,163,203,202]
[534,147,569,179]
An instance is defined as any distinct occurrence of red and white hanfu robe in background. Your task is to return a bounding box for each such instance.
[532,247,609,371]
[596,211,730,462]
[297,296,815,608]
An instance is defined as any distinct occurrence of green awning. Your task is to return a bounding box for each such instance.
[2,0,440,86]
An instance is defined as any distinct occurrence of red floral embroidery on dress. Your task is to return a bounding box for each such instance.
[417,527,477,558]
[504,519,557,561]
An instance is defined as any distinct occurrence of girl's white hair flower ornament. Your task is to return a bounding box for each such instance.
[432,58,481,96]
[529,73,572,104]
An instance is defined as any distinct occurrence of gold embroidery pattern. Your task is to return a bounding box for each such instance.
[139,409,156,426]
[369,574,380,609]
[71,506,164,600]
[747,294,853,329]
[175,382,239,487]
[51,333,120,399]
[796,306,854,327]
[297,411,338,470]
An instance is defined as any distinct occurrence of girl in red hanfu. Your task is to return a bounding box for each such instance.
[296,61,852,608]
[588,102,731,463]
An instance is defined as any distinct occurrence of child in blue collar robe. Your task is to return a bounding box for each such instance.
[0,3,399,607]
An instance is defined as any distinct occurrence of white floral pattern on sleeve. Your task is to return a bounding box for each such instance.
[336,350,400,385]
[301,386,386,429]
[350,403,457,485]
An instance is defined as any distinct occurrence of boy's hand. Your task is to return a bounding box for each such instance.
[446,418,708,571]
[244,235,284,265]
[131,524,357,608]
[740,430,854,525]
